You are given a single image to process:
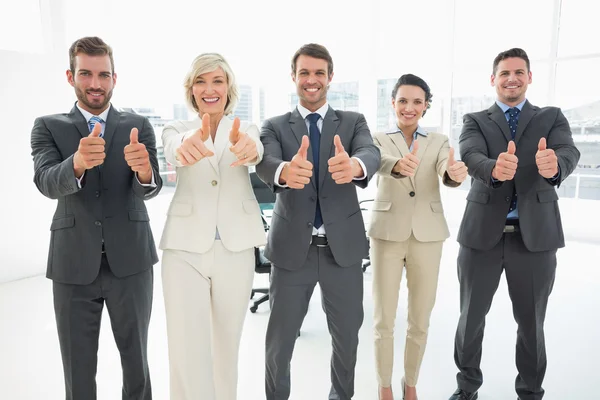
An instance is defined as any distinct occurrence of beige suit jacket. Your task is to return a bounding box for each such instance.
[159,116,267,254]
[367,131,460,243]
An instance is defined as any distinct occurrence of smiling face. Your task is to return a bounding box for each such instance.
[292,55,333,112]
[191,67,228,120]
[392,84,428,132]
[491,57,532,106]
[67,53,116,114]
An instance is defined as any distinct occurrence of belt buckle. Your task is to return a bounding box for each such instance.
[312,235,328,247]
[503,225,516,233]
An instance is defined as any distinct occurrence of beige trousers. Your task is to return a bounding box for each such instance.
[161,241,254,400]
[371,235,443,387]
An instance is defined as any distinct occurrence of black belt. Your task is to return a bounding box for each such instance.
[311,235,328,247]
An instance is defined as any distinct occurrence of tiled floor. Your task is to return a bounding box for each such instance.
[1,189,598,399]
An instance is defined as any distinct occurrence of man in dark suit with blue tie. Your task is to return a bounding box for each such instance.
[448,48,580,400]
[30,36,162,399]
[256,43,380,400]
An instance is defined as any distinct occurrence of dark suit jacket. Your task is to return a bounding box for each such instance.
[31,104,162,285]
[457,100,580,252]
[256,106,380,270]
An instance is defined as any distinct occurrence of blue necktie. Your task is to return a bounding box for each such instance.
[88,116,104,137]
[306,113,323,229]
[507,107,520,215]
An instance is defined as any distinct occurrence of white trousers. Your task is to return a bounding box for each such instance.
[161,241,255,400]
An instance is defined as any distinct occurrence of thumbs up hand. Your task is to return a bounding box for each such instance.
[446,147,468,183]
[229,117,258,167]
[327,135,360,184]
[176,113,215,166]
[491,140,519,181]
[73,122,106,176]
[279,135,313,189]
[392,139,420,177]
[124,127,152,183]
[535,137,558,178]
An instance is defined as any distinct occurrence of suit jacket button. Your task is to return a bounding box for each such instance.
[409,191,415,197]
[95,191,100,197]
[307,222,313,227]
[505,196,511,202]
[211,180,218,186]
[95,221,102,226]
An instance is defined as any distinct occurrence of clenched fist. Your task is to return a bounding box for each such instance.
[446,147,468,183]
[328,135,362,184]
[73,122,105,177]
[280,135,313,189]
[229,117,258,167]
[535,138,559,179]
[393,140,420,177]
[491,141,518,181]
[176,113,215,166]
[124,127,152,184]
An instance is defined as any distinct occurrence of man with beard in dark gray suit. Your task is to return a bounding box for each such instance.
[30,36,162,400]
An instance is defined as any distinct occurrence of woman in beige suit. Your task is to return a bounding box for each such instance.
[159,53,266,400]
[369,74,468,400]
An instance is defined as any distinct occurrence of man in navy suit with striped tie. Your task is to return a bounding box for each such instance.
[448,48,580,400]
[30,36,162,399]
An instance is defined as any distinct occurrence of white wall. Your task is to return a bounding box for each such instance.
[0,0,74,283]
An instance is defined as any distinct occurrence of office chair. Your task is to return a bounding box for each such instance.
[249,171,275,313]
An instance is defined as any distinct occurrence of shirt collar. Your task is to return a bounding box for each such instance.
[385,124,428,137]
[297,102,329,120]
[496,99,526,113]
[76,103,111,123]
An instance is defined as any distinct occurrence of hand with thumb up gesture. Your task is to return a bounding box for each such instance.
[73,122,106,177]
[535,137,558,178]
[446,147,468,183]
[176,113,215,166]
[392,139,420,177]
[328,135,361,184]
[279,135,313,189]
[229,117,258,167]
[491,140,518,181]
[124,127,153,183]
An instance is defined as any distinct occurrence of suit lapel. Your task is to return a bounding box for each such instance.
[514,100,536,145]
[488,103,512,143]
[70,105,91,138]
[319,107,339,192]
[289,109,316,189]
[103,106,119,156]
[412,134,428,189]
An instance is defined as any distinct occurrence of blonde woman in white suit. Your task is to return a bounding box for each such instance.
[159,53,266,400]
[369,74,468,400]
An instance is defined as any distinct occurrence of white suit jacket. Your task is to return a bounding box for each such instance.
[159,116,267,254]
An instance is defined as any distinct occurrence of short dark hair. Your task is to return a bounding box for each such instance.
[492,48,530,75]
[69,36,114,74]
[391,74,433,116]
[291,43,333,76]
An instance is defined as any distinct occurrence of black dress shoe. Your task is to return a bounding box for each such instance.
[448,388,478,400]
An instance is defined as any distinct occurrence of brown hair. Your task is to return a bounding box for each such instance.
[69,36,115,73]
[291,43,334,76]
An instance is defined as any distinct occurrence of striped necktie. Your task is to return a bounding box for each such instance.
[88,116,104,137]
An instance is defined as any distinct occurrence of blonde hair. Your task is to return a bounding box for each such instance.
[183,53,239,115]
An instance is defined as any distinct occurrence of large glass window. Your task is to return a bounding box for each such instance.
[555,57,600,199]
